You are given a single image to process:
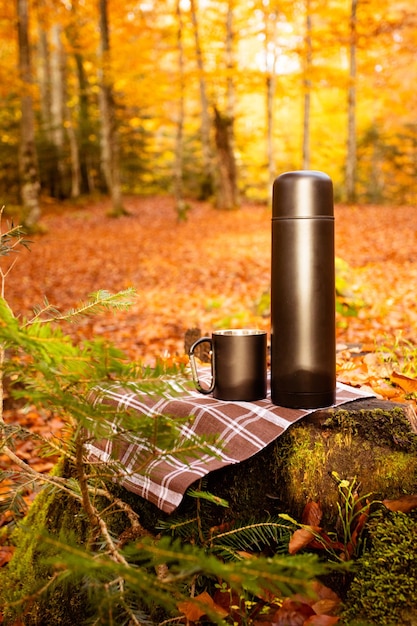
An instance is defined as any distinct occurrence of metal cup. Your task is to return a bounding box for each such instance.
[189,329,267,401]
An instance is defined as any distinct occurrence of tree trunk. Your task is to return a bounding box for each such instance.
[49,23,68,199]
[174,398,417,531]
[16,0,41,230]
[173,0,187,221]
[213,107,238,210]
[261,5,279,197]
[97,0,125,215]
[302,0,312,170]
[190,0,215,200]
[66,0,95,196]
[345,0,358,203]
[223,0,239,208]
[73,50,94,194]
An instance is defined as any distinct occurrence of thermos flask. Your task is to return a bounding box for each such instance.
[270,170,336,409]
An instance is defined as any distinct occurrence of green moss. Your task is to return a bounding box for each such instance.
[283,426,327,502]
[0,461,167,625]
[342,511,417,625]
[0,476,91,626]
[264,405,417,526]
[324,406,417,453]
[373,450,417,486]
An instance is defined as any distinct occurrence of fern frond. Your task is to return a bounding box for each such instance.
[210,518,293,559]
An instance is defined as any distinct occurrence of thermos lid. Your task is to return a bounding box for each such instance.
[272,170,334,219]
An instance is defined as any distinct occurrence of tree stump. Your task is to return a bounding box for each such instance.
[166,397,417,530]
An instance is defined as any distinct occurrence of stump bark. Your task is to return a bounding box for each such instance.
[168,396,417,530]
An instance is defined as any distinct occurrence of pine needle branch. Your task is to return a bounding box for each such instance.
[25,289,136,325]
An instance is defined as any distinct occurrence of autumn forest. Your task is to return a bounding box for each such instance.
[2,0,417,224]
[2,1,417,624]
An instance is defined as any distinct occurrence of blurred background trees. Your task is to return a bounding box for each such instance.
[1,0,417,225]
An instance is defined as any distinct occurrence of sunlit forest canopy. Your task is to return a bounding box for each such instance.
[1,0,417,210]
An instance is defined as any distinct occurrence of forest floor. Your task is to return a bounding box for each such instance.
[1,194,417,606]
[4,194,417,403]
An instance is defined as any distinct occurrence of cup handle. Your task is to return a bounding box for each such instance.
[188,337,214,394]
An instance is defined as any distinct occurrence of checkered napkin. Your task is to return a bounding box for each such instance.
[86,370,373,514]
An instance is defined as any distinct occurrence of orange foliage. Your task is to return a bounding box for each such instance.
[4,196,417,408]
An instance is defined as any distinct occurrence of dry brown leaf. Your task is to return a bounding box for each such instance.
[288,527,321,555]
[304,615,340,625]
[311,599,340,616]
[310,581,340,602]
[271,597,315,625]
[301,501,323,526]
[390,371,417,394]
[177,590,228,621]
[382,494,417,513]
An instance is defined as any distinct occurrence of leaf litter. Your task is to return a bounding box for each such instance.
[4,196,417,407]
[1,196,417,621]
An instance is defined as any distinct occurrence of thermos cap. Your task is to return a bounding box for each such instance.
[272,170,334,219]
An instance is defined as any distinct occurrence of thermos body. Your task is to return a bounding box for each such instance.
[270,171,336,409]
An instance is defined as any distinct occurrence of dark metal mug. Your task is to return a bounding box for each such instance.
[189,329,267,401]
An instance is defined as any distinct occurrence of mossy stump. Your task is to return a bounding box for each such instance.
[111,396,417,532]
[179,397,417,528]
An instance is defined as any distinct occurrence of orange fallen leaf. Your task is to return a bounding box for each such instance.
[382,494,417,513]
[390,371,417,395]
[0,546,14,567]
[271,597,315,624]
[304,615,340,625]
[177,590,228,622]
[311,598,340,616]
[301,501,323,526]
[288,527,322,554]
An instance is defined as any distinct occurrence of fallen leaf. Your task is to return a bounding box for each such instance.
[310,581,340,603]
[0,546,14,567]
[271,597,315,625]
[382,494,417,513]
[301,501,323,526]
[311,599,340,616]
[304,615,339,625]
[288,527,321,554]
[177,590,228,621]
[390,371,417,394]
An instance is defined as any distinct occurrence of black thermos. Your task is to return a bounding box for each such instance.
[270,170,336,409]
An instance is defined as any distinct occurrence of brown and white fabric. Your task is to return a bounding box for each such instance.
[87,369,373,513]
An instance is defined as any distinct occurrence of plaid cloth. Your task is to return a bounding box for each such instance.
[87,369,373,513]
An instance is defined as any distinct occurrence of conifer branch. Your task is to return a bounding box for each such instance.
[26,289,136,325]
[75,434,129,566]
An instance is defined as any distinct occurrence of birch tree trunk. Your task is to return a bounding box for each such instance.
[262,6,278,196]
[345,0,358,203]
[16,0,41,229]
[302,1,312,170]
[97,0,125,215]
[50,23,67,199]
[222,0,239,208]
[173,0,187,220]
[190,0,215,199]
